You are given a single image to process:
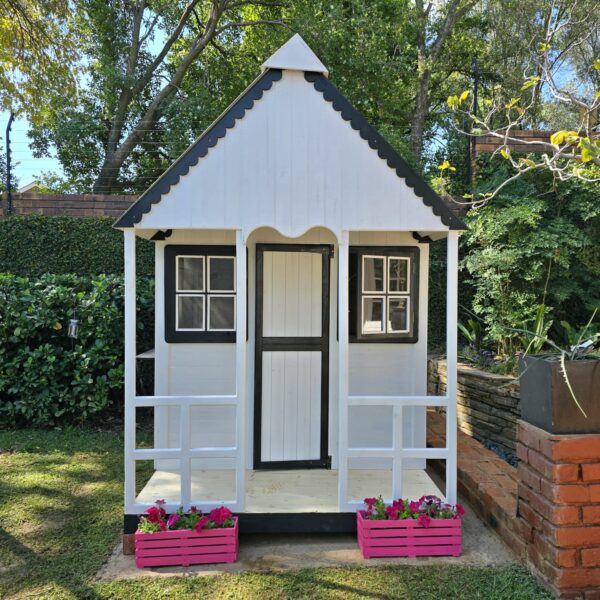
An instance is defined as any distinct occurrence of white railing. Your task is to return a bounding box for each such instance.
[123,230,248,516]
[337,230,459,512]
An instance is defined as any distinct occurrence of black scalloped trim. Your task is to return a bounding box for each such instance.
[114,69,283,228]
[304,72,465,230]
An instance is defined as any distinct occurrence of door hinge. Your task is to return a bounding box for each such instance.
[329,245,334,259]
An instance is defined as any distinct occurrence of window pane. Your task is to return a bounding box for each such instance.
[388,297,409,333]
[209,257,235,292]
[177,256,204,291]
[362,256,385,292]
[177,295,204,330]
[362,297,384,334]
[208,296,235,330]
[388,258,409,293]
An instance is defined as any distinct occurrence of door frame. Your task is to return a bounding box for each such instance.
[253,243,332,470]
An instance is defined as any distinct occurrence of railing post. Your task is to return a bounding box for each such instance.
[124,229,136,512]
[235,229,247,511]
[338,231,349,511]
[445,231,459,504]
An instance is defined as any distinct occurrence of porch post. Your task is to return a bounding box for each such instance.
[235,229,247,511]
[338,230,349,511]
[445,231,459,504]
[123,229,136,512]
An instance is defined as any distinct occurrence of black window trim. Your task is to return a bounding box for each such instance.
[165,244,236,343]
[349,246,419,344]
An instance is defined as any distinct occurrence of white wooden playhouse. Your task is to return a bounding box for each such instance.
[115,35,465,533]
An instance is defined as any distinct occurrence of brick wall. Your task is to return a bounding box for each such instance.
[428,358,520,455]
[0,192,138,218]
[517,420,600,598]
[475,130,551,154]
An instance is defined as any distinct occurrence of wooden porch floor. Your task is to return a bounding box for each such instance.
[136,469,444,512]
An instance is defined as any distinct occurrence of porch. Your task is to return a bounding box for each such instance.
[122,226,460,529]
[136,468,444,514]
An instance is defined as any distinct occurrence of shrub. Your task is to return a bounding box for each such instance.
[0,274,154,427]
[0,215,154,276]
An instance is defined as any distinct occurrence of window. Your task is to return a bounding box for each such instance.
[165,245,236,342]
[349,247,418,343]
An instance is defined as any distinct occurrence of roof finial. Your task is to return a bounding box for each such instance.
[262,34,328,76]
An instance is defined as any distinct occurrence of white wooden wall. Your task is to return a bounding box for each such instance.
[135,70,448,237]
[153,227,428,472]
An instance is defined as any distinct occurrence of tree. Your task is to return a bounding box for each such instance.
[408,0,481,161]
[445,0,600,204]
[30,1,283,193]
[0,0,77,124]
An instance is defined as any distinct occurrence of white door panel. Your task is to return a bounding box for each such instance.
[263,251,322,337]
[261,351,321,462]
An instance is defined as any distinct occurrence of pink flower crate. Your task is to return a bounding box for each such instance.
[357,511,461,558]
[135,517,238,568]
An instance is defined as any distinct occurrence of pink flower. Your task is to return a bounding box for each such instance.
[455,503,465,517]
[155,499,166,506]
[417,514,431,528]
[409,501,420,513]
[158,519,166,531]
[145,506,160,523]
[195,516,209,533]
[210,506,233,526]
[364,497,377,507]
[189,505,199,513]
[166,513,180,529]
[385,505,399,520]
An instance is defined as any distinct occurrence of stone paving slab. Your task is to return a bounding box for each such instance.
[96,502,515,581]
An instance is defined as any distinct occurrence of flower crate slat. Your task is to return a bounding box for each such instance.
[358,534,462,547]
[137,553,238,568]
[138,537,232,549]
[357,512,461,559]
[362,545,460,558]
[135,517,238,568]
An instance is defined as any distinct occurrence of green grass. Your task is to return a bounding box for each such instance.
[0,428,552,600]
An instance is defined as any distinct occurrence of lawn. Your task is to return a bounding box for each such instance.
[0,428,552,600]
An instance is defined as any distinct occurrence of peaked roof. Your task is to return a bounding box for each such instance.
[114,39,465,231]
[262,33,328,76]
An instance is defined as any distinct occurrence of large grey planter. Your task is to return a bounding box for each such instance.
[519,355,600,434]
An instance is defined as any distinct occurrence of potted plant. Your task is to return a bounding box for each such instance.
[357,495,463,559]
[135,500,238,568]
[518,311,600,434]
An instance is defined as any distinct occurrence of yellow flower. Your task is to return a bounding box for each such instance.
[438,160,456,172]
[52,322,62,331]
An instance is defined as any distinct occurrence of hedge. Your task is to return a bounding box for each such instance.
[0,215,154,276]
[0,274,154,427]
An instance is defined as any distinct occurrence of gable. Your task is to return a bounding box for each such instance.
[115,70,464,234]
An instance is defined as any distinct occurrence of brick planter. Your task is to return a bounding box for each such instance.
[517,421,600,598]
[357,511,461,558]
[135,518,238,568]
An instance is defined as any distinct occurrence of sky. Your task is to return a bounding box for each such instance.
[1,110,63,190]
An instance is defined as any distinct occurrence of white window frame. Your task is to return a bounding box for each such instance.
[207,295,237,332]
[207,256,236,293]
[176,255,205,292]
[388,256,411,295]
[361,255,386,294]
[387,296,410,334]
[361,295,386,334]
[176,293,205,331]
[360,255,412,336]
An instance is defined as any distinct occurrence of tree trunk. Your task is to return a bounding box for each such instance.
[410,67,431,161]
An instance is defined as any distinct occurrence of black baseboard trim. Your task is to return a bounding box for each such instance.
[124,512,356,535]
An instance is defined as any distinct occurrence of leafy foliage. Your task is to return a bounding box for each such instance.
[0,215,154,276]
[462,156,600,355]
[0,273,153,426]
